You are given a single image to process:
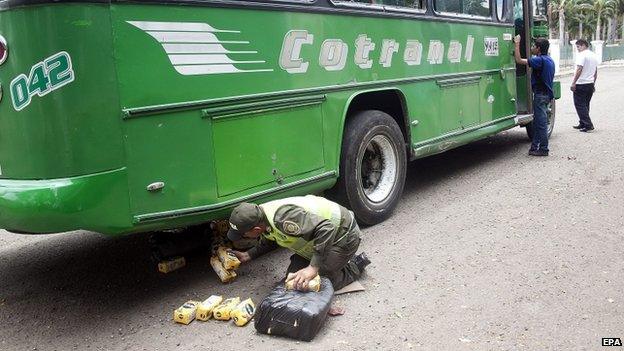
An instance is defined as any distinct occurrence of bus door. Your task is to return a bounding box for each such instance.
[514,0,533,114]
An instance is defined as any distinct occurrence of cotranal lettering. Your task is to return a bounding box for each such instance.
[278,32,478,73]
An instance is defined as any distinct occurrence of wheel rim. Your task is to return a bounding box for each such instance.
[358,134,397,203]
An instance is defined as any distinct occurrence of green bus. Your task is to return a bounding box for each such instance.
[0,0,559,236]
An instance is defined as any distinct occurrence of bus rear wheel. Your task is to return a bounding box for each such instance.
[526,99,556,140]
[333,110,407,226]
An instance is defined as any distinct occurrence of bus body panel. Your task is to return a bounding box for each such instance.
[0,4,125,179]
[0,168,132,234]
[112,5,515,106]
[111,3,516,224]
[0,1,532,235]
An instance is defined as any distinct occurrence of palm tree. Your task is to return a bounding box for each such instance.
[558,0,567,43]
[616,0,624,42]
[566,0,592,39]
[605,0,623,43]
[579,0,618,40]
[547,0,566,42]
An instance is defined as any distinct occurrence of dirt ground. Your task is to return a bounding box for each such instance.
[1,68,623,351]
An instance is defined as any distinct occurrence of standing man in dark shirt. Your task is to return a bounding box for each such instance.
[514,35,555,156]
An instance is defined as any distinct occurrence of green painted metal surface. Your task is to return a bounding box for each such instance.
[0,1,552,235]
[0,168,132,234]
[0,5,124,179]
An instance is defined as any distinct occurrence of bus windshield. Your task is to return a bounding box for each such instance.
[532,0,547,19]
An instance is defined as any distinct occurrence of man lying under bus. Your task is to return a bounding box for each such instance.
[226,195,371,291]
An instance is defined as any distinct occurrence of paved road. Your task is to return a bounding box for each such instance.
[1,68,623,351]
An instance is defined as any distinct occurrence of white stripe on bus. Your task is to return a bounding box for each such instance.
[145,31,249,44]
[127,21,239,33]
[174,64,273,75]
[163,44,257,54]
[168,54,265,65]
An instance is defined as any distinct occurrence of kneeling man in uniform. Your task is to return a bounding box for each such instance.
[227,195,370,290]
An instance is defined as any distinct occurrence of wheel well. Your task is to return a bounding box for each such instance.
[345,89,411,155]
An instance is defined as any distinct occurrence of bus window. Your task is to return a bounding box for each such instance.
[343,0,425,9]
[496,0,505,21]
[381,0,426,9]
[514,0,527,76]
[434,0,490,17]
[532,0,547,19]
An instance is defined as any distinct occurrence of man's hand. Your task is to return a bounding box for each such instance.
[570,83,576,92]
[513,35,527,65]
[286,265,319,291]
[231,250,251,264]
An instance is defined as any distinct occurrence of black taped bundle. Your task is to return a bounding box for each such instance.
[254,277,334,341]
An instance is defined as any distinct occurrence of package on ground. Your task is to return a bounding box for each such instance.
[173,300,200,325]
[196,295,224,321]
[210,256,237,283]
[217,246,241,270]
[213,297,241,320]
[231,298,256,327]
[285,274,321,292]
[255,277,333,341]
[157,256,186,273]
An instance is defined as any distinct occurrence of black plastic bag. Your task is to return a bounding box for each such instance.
[254,277,334,341]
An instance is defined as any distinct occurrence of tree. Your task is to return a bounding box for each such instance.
[579,0,618,40]
[615,0,624,42]
[559,0,567,42]
[548,0,568,43]
[567,0,592,39]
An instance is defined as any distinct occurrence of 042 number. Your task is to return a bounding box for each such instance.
[10,51,75,111]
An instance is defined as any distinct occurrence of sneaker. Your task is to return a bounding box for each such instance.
[580,126,594,132]
[529,149,549,156]
[352,252,371,272]
[573,124,584,129]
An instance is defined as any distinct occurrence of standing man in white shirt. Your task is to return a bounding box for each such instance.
[570,39,599,132]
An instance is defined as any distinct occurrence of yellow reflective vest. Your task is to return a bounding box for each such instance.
[259,195,342,259]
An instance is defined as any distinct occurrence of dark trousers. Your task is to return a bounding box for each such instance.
[573,83,595,128]
[286,225,362,290]
[531,93,551,151]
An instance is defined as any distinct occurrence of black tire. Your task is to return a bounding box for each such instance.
[331,110,407,225]
[526,99,556,140]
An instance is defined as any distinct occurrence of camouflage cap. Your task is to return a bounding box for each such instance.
[227,202,263,241]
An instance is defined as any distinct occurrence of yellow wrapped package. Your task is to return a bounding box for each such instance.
[285,274,321,292]
[196,295,223,321]
[231,298,255,327]
[158,256,186,273]
[217,246,241,270]
[213,297,240,320]
[173,300,199,325]
[210,256,237,283]
[211,220,230,235]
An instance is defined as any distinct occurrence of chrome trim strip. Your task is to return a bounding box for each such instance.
[436,75,482,88]
[204,94,326,120]
[134,170,336,222]
[412,114,517,148]
[123,68,515,118]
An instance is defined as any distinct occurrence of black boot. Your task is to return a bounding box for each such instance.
[352,252,371,272]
